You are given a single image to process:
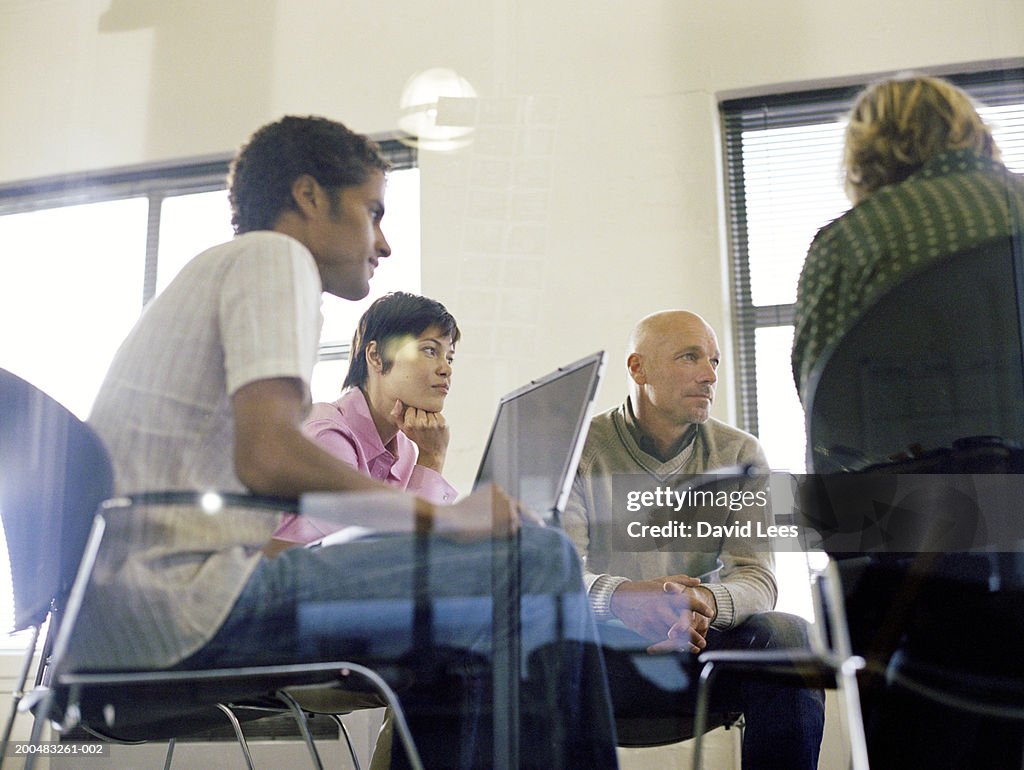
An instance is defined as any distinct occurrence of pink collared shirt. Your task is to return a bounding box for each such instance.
[273,387,458,544]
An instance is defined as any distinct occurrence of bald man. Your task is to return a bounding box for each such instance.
[563,310,824,769]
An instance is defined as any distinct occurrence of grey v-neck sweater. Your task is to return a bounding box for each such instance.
[563,400,777,629]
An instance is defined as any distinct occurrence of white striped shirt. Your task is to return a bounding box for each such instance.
[71,231,323,669]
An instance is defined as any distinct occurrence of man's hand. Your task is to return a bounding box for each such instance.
[390,400,449,472]
[609,575,716,653]
[648,582,719,654]
[429,484,544,541]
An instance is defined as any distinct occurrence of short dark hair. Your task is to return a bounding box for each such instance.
[344,292,461,390]
[228,115,391,234]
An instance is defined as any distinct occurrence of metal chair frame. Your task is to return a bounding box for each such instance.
[0,368,421,770]
[16,497,423,770]
[691,558,869,770]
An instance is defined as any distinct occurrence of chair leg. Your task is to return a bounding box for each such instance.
[0,625,41,766]
[691,659,719,770]
[24,685,58,770]
[324,713,362,770]
[215,704,256,770]
[819,561,870,770]
[162,737,176,770]
[277,690,325,770]
[727,714,745,768]
[838,658,870,770]
[335,663,424,770]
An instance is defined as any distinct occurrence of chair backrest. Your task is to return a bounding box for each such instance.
[0,369,113,632]
[804,236,1024,473]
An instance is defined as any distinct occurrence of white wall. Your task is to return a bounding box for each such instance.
[4,0,1021,485]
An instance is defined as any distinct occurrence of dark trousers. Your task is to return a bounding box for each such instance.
[600,611,825,770]
[843,555,1024,770]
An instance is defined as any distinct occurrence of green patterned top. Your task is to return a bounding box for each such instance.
[792,148,1024,401]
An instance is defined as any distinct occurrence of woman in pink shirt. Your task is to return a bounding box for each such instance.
[275,292,460,544]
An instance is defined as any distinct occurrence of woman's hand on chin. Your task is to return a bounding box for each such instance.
[390,399,450,471]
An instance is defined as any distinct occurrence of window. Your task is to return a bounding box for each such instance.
[722,67,1024,472]
[0,142,418,649]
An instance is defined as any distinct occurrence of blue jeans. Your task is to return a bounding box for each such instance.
[600,612,825,770]
[177,527,618,770]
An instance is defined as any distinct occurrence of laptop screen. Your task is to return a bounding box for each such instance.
[472,352,605,524]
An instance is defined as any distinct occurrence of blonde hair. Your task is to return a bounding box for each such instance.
[843,74,1000,204]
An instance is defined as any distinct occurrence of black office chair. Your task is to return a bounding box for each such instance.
[804,236,1024,473]
[604,645,742,750]
[687,236,1024,769]
[0,367,420,770]
[690,557,869,770]
[797,235,1024,766]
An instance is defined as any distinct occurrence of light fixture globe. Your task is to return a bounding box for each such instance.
[397,68,478,151]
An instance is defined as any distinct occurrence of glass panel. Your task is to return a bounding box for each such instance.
[156,189,235,296]
[754,325,806,472]
[0,198,148,418]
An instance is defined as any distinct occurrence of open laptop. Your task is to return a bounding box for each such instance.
[295,353,607,721]
[301,350,605,538]
[471,350,605,526]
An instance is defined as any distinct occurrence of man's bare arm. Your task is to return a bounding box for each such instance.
[232,377,392,498]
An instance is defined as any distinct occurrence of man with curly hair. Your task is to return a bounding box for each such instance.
[76,115,618,769]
